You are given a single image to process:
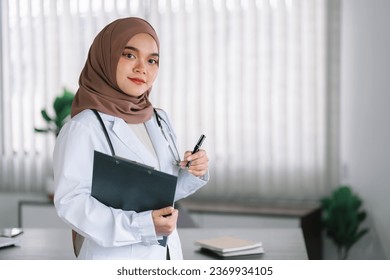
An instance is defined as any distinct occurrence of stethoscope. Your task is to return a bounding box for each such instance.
[153,108,181,166]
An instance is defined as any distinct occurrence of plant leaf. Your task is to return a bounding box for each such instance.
[53,89,75,117]
[41,110,52,123]
[34,128,51,133]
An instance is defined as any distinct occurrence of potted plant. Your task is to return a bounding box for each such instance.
[35,88,75,137]
[321,185,369,259]
[35,88,75,199]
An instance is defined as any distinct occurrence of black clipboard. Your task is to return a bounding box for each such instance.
[91,150,177,246]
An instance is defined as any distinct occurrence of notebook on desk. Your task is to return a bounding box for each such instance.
[1,228,23,238]
[0,237,21,249]
[91,150,178,246]
[195,236,264,258]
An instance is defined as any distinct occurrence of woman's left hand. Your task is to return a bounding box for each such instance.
[180,149,209,177]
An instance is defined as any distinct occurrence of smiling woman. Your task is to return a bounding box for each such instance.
[53,17,209,260]
[116,33,160,98]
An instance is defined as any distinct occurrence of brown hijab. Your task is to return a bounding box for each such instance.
[71,17,160,123]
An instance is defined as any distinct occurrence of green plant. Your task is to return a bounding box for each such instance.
[35,88,75,136]
[321,185,369,259]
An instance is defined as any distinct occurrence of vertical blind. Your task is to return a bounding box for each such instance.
[0,0,338,202]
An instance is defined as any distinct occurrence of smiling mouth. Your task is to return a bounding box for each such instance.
[129,78,145,85]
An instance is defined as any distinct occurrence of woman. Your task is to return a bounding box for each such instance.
[53,17,209,260]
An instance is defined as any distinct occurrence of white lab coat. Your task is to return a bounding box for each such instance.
[53,109,208,260]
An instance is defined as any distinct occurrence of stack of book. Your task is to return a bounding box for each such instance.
[0,237,20,249]
[0,228,23,249]
[195,236,264,258]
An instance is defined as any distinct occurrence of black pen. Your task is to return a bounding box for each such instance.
[186,134,206,168]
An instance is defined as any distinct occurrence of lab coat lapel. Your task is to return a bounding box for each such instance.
[111,117,157,167]
[144,116,172,173]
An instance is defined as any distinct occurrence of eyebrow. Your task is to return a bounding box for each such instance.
[123,46,159,57]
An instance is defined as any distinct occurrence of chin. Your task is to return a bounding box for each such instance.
[123,90,144,97]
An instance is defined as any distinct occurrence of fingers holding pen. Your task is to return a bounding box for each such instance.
[180,149,209,176]
[185,149,208,167]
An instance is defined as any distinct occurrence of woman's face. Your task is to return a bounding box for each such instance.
[116,33,159,97]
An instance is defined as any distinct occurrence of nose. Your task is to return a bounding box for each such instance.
[134,60,146,75]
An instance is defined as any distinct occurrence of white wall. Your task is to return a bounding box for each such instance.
[340,0,390,259]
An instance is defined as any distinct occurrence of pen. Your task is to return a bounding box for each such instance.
[186,134,206,168]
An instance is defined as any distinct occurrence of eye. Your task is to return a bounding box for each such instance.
[148,58,159,65]
[122,53,135,59]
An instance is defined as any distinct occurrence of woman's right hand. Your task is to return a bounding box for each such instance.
[152,206,179,236]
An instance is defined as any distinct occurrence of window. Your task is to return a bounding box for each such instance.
[0,0,339,202]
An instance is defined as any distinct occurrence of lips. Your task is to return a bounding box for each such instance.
[129,77,146,85]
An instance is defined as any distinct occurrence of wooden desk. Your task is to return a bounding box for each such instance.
[0,228,307,260]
